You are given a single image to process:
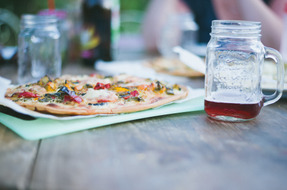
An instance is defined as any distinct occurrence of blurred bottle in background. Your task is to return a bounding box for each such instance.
[80,0,120,66]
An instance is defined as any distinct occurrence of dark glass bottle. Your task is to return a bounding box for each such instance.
[81,0,112,66]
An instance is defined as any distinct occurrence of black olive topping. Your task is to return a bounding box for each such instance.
[38,98,49,102]
[85,84,93,88]
[118,91,130,98]
[155,81,164,91]
[58,86,76,96]
[125,96,144,102]
[44,92,62,101]
[173,84,181,91]
[116,81,124,84]
[88,102,106,106]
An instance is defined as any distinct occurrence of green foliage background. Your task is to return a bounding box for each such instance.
[0,0,149,20]
[0,0,149,33]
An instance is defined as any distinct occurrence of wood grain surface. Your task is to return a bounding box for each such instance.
[1,62,287,190]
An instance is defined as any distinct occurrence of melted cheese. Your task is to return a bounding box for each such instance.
[83,89,118,102]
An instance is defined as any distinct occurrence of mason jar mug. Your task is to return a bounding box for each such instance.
[204,20,284,122]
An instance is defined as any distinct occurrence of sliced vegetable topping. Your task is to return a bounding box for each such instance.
[130,90,139,96]
[18,91,39,98]
[58,86,83,103]
[123,90,139,100]
[71,95,83,103]
[63,95,71,103]
[64,80,74,91]
[155,81,164,90]
[165,87,174,95]
[38,75,52,86]
[62,94,83,103]
[85,84,93,88]
[154,81,166,93]
[88,102,106,106]
[94,82,111,90]
[45,81,56,92]
[173,84,181,91]
[114,87,129,92]
[97,99,110,103]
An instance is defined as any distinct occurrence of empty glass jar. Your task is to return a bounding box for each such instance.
[18,14,61,84]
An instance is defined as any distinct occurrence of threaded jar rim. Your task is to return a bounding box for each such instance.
[211,20,261,37]
[20,14,59,27]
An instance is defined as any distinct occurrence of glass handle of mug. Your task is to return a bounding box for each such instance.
[263,47,285,106]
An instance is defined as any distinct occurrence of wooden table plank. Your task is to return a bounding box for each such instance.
[1,61,287,190]
[28,102,287,190]
[0,123,39,189]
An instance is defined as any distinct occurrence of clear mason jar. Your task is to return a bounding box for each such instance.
[18,14,61,84]
[205,20,284,122]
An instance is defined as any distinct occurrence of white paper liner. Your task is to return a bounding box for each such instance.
[0,76,204,120]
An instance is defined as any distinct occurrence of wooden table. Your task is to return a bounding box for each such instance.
[0,58,287,190]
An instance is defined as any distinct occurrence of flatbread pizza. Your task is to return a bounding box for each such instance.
[5,74,188,115]
[145,57,204,77]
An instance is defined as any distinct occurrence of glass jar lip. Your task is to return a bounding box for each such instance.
[20,14,59,26]
[212,20,261,28]
[211,20,261,37]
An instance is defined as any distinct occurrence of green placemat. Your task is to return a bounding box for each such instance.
[0,96,204,140]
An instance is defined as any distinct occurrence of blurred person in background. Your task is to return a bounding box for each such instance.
[142,0,286,53]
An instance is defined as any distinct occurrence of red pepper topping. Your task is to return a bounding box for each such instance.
[97,99,110,103]
[18,91,39,98]
[63,95,83,103]
[58,86,83,103]
[123,90,139,100]
[63,95,71,103]
[72,95,83,103]
[94,82,111,90]
[104,83,111,89]
[130,90,139,97]
[94,83,105,90]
